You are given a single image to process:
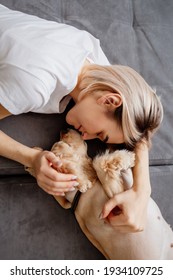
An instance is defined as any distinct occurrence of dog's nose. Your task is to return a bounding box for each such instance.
[60,128,70,138]
[61,128,70,134]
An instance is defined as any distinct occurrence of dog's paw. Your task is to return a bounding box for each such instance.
[93,149,135,177]
[78,180,92,193]
[24,166,35,177]
[93,149,135,197]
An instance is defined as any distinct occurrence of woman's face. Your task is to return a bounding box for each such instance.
[66,94,124,144]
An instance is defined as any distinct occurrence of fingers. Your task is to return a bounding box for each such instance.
[34,151,79,196]
[100,195,119,219]
[37,150,77,182]
[106,213,144,233]
[39,163,77,182]
[45,151,60,164]
[105,222,143,233]
[100,191,145,233]
[37,174,79,196]
[45,152,63,169]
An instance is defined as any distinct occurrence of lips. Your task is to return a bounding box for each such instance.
[77,125,86,137]
[77,125,82,131]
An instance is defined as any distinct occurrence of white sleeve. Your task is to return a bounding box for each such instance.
[0,65,50,115]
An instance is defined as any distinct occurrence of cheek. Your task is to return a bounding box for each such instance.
[81,112,98,127]
[66,103,87,125]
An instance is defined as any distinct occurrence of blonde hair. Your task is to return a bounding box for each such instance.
[77,64,163,149]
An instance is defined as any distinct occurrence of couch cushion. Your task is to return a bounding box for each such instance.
[0,165,172,259]
[150,165,173,227]
[0,0,173,261]
[0,175,105,259]
[0,0,173,175]
[59,0,173,165]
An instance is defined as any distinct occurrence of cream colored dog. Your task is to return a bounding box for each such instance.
[26,129,173,259]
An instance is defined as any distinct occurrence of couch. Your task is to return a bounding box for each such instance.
[0,0,173,260]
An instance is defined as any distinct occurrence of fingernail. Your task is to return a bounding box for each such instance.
[56,161,62,167]
[69,187,76,191]
[99,212,103,219]
[73,181,79,187]
[60,193,65,196]
[71,175,77,180]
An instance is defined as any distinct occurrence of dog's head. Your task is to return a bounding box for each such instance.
[51,129,87,172]
[60,129,88,155]
[51,129,96,192]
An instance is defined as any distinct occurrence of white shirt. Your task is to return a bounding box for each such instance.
[0,4,110,114]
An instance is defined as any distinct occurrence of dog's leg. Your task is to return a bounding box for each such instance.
[75,212,109,259]
[93,150,135,197]
[54,195,71,209]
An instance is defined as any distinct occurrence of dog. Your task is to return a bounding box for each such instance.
[26,129,173,259]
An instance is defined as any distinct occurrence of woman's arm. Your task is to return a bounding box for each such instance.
[132,141,151,197]
[100,142,151,232]
[0,104,12,119]
[0,129,41,166]
[0,130,78,196]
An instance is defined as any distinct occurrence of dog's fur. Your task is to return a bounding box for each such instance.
[26,129,173,259]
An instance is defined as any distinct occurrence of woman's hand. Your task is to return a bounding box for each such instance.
[100,141,151,233]
[31,150,78,196]
[100,186,150,232]
[0,131,78,196]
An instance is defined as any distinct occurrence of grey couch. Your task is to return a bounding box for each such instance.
[0,0,173,260]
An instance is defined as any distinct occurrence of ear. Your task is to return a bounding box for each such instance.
[97,93,122,111]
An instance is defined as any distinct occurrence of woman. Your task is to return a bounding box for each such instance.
[0,4,163,233]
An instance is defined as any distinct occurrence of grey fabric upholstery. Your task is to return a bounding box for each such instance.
[0,0,173,259]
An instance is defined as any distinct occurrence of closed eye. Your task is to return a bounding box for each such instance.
[96,132,109,143]
[102,135,109,143]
